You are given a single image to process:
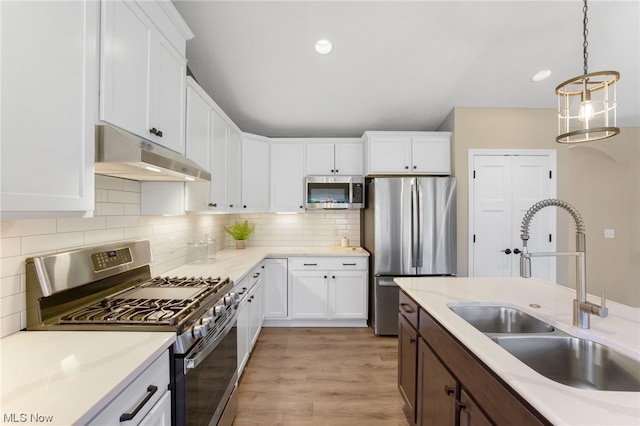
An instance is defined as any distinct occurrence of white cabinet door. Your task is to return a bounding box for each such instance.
[334,143,363,175]
[248,277,263,348]
[100,0,151,140]
[139,391,172,426]
[270,142,305,212]
[366,134,412,174]
[411,134,451,175]
[241,134,270,212]
[237,288,250,375]
[1,0,98,217]
[291,271,328,319]
[330,271,367,319]
[227,127,243,212]
[306,143,335,175]
[263,259,289,319]
[210,110,230,212]
[100,0,189,153]
[185,77,212,172]
[470,152,556,280]
[150,35,187,154]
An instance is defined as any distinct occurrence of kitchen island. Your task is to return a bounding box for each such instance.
[395,276,640,425]
[0,331,175,425]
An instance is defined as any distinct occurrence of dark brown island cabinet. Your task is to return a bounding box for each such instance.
[398,290,552,426]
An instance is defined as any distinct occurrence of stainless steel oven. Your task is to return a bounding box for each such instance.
[25,240,239,426]
[173,303,238,426]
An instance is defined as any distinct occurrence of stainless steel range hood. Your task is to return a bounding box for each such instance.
[95,125,211,182]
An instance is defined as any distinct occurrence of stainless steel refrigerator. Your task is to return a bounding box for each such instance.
[362,177,457,335]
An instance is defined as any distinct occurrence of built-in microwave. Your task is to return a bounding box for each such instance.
[305,176,365,210]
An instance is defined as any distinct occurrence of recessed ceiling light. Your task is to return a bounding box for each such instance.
[531,69,552,82]
[315,39,332,55]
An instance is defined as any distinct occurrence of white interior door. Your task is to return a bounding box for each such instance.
[469,151,556,280]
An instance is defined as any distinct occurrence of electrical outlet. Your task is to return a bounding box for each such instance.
[604,229,615,239]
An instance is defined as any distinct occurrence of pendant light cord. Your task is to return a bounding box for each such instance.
[583,0,589,75]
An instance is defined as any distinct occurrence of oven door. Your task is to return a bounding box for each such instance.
[174,313,238,426]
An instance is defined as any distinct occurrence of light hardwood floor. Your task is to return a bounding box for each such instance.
[234,327,412,426]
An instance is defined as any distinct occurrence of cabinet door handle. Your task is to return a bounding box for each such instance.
[412,165,417,169]
[444,385,455,396]
[243,205,247,208]
[409,338,416,344]
[335,169,339,173]
[120,385,158,422]
[342,263,356,266]
[404,166,409,170]
[399,303,415,314]
[208,203,217,207]
[149,127,158,135]
[501,248,512,255]
[324,275,328,279]
[456,401,467,410]
[513,248,521,254]
[229,204,233,208]
[156,129,163,137]
[332,275,336,279]
[331,169,334,173]
[303,263,317,266]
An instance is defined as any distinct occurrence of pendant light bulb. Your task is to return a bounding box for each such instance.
[578,100,595,122]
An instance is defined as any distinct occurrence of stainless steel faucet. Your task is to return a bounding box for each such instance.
[519,199,608,329]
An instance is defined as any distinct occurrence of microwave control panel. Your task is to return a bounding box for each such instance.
[352,183,364,203]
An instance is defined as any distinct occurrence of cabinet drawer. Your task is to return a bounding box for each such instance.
[399,291,419,329]
[289,257,367,271]
[88,350,170,425]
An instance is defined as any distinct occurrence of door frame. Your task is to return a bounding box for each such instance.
[468,149,557,277]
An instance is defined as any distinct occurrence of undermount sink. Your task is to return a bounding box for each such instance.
[449,305,555,334]
[491,335,640,392]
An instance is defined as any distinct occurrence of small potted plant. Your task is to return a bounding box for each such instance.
[223,219,256,249]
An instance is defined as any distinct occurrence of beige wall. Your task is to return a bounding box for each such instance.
[568,128,640,306]
[440,107,639,306]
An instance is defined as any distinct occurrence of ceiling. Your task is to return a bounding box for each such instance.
[172,0,640,138]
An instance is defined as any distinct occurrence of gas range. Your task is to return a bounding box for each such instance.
[26,240,236,354]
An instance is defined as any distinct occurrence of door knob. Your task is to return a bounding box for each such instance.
[501,248,512,254]
[513,248,521,254]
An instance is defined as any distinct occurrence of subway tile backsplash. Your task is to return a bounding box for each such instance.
[0,175,361,337]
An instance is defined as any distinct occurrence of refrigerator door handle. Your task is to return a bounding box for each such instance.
[411,180,419,269]
[415,181,423,268]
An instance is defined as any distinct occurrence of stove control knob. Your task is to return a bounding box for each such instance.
[224,293,237,306]
[193,324,207,338]
[214,305,226,316]
[203,317,214,327]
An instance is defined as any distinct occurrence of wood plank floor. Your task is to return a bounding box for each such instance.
[234,327,412,426]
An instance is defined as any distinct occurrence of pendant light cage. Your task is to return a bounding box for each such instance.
[555,0,620,143]
[556,71,619,143]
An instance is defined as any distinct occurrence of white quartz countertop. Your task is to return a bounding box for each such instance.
[0,331,175,425]
[165,245,369,283]
[395,276,640,426]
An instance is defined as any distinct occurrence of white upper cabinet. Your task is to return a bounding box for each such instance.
[185,77,213,172]
[270,140,305,213]
[363,131,452,175]
[227,127,243,212]
[305,139,363,176]
[241,134,270,212]
[1,0,98,217]
[99,0,193,154]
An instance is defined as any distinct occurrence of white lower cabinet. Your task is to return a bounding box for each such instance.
[237,264,264,376]
[88,350,170,425]
[286,256,368,326]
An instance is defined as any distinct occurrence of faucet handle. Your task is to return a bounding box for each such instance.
[599,291,609,318]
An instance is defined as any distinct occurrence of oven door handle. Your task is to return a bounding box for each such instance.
[184,312,237,374]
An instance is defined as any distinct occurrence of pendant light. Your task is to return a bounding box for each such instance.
[555,0,620,143]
